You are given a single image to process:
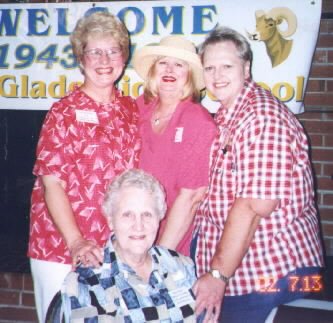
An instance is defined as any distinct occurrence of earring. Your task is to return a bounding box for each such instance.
[79,62,85,74]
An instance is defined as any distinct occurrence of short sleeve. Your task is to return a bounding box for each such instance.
[177,253,197,286]
[158,247,197,287]
[33,103,74,182]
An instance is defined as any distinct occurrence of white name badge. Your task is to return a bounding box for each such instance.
[174,127,184,143]
[169,287,194,307]
[75,110,99,124]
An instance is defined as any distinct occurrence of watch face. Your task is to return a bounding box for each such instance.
[211,269,220,279]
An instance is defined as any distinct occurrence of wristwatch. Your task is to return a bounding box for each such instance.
[209,269,230,284]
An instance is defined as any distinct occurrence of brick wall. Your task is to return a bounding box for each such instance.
[0,1,332,322]
[299,0,333,257]
[0,273,37,322]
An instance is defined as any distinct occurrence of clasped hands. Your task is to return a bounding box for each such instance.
[69,237,103,268]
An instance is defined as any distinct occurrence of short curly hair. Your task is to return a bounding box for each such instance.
[70,11,130,67]
[103,169,167,221]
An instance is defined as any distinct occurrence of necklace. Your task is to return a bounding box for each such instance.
[152,112,174,126]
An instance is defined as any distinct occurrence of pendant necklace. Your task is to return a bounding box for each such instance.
[152,112,173,126]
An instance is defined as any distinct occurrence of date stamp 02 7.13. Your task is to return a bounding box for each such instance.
[257,274,323,293]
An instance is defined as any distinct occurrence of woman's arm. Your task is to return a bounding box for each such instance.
[158,186,206,250]
[194,197,279,322]
[41,175,103,267]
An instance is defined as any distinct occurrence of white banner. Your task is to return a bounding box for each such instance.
[0,0,322,113]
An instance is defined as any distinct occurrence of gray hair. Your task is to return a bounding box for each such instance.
[199,26,253,64]
[70,11,130,70]
[103,169,167,221]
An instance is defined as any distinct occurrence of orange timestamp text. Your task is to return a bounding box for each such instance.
[257,274,323,293]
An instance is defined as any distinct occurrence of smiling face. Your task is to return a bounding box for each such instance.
[81,35,125,90]
[202,41,250,109]
[154,56,190,99]
[109,186,160,260]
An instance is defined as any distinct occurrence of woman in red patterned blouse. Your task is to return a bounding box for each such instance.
[28,11,141,322]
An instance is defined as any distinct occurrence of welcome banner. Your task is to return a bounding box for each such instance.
[0,0,322,113]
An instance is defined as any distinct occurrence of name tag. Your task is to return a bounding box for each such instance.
[75,110,99,124]
[169,287,194,307]
[174,127,184,143]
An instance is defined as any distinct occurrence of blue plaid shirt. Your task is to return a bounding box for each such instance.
[61,236,199,322]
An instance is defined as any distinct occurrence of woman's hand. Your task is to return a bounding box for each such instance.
[69,237,103,268]
[193,273,225,323]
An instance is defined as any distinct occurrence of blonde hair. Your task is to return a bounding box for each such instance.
[70,11,129,69]
[143,57,200,104]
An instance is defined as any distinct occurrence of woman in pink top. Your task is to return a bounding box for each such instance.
[132,36,217,256]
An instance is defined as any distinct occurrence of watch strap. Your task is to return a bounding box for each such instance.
[209,269,230,284]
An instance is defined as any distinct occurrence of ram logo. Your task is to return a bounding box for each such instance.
[247,7,297,67]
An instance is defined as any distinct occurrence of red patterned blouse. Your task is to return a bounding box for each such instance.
[28,87,141,264]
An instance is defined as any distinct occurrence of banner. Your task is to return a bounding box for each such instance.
[0,0,322,113]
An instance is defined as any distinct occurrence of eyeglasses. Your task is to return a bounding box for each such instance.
[83,48,122,60]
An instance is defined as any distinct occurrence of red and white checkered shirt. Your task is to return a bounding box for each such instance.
[194,80,323,295]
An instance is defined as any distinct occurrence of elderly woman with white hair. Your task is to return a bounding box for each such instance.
[132,36,217,257]
[47,169,204,322]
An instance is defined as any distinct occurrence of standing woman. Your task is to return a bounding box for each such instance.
[132,36,217,256]
[28,11,140,322]
[193,27,323,323]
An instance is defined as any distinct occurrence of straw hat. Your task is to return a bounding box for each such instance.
[132,35,204,90]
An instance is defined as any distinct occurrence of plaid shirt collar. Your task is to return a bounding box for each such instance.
[214,79,255,126]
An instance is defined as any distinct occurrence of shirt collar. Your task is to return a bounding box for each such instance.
[104,236,166,279]
[214,79,255,126]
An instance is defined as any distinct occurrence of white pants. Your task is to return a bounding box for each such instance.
[30,259,71,323]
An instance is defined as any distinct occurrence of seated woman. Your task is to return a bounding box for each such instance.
[47,169,202,322]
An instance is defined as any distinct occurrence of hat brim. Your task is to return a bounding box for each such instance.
[132,45,205,90]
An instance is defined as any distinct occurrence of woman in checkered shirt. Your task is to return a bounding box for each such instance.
[192,26,323,323]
